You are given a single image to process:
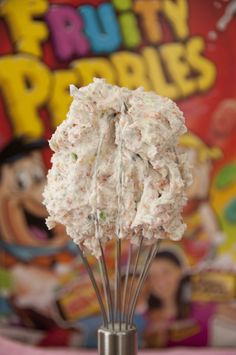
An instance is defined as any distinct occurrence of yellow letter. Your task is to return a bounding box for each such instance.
[0,0,48,57]
[163,0,189,39]
[72,58,116,86]
[187,36,216,92]
[0,55,51,137]
[142,47,179,99]
[160,42,197,98]
[133,0,163,43]
[111,51,151,90]
[49,70,78,128]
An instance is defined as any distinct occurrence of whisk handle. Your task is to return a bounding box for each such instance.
[98,325,137,355]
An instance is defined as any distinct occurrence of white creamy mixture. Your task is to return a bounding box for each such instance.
[43,79,191,258]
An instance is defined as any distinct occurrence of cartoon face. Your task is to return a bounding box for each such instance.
[0,151,67,248]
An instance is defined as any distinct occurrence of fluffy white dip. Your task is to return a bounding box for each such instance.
[43,79,191,258]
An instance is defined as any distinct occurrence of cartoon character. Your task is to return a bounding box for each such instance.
[0,136,79,344]
[146,244,236,348]
[179,132,225,265]
[0,136,76,266]
[145,245,190,347]
[210,161,236,258]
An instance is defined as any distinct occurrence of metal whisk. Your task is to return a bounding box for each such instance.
[43,81,188,355]
[77,237,161,355]
[76,112,161,354]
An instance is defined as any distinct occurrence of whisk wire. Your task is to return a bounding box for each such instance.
[98,259,110,324]
[121,242,132,323]
[77,246,108,327]
[115,238,122,330]
[98,239,114,330]
[125,236,143,329]
[129,240,161,325]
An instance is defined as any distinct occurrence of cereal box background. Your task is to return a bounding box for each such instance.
[0,0,236,348]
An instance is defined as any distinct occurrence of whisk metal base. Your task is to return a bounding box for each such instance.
[98,324,137,355]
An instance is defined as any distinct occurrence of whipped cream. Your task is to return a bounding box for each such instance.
[43,79,191,258]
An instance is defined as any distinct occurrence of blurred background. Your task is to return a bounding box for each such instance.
[0,0,236,350]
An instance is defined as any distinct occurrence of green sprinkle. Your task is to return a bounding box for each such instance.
[99,211,106,221]
[71,152,78,161]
